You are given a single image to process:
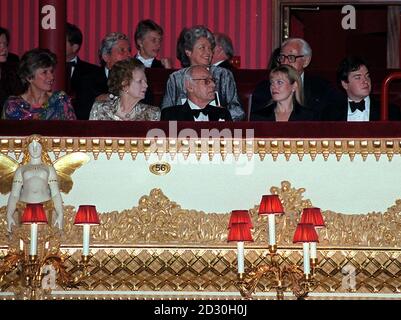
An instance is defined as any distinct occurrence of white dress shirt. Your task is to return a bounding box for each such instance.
[188,99,209,121]
[136,53,154,68]
[213,60,224,67]
[67,56,78,77]
[347,96,370,122]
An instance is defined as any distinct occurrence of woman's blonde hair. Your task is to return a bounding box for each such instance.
[269,65,304,106]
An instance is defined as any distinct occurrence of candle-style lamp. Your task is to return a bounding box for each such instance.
[232,194,321,299]
[1,203,101,299]
[74,205,100,262]
[258,195,284,253]
[293,223,319,279]
[227,210,253,277]
[21,203,48,259]
[300,207,325,269]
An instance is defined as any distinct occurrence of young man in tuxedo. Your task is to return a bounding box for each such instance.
[323,56,401,121]
[65,23,99,116]
[161,65,232,121]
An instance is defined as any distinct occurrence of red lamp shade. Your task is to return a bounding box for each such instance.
[300,207,325,228]
[258,195,284,216]
[74,205,100,225]
[293,223,319,243]
[21,203,48,224]
[227,223,254,242]
[228,210,253,229]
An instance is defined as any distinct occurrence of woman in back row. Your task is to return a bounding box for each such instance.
[161,25,244,121]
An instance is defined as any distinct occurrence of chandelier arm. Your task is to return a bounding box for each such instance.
[282,265,309,299]
[0,252,24,283]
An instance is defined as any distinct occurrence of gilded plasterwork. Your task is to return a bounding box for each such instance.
[1,136,400,161]
[2,136,401,299]
[1,181,401,248]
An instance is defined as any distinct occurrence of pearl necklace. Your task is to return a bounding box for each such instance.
[116,103,138,120]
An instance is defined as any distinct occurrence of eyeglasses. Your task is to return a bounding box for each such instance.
[277,54,304,63]
[192,77,216,85]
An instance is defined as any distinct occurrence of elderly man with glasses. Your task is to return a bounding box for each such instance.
[251,37,340,120]
[161,65,232,121]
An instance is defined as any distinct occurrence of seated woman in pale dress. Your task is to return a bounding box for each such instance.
[89,58,160,120]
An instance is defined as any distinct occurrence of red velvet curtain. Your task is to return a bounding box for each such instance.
[0,0,273,69]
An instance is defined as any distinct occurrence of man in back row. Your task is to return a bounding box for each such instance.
[65,23,99,115]
[211,33,235,71]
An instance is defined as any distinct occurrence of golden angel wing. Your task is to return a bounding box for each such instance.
[53,152,90,194]
[0,153,19,195]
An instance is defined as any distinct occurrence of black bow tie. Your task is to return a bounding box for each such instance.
[67,60,77,67]
[349,100,365,112]
[191,105,212,118]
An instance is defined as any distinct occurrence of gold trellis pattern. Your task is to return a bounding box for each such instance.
[56,248,401,295]
[2,247,401,298]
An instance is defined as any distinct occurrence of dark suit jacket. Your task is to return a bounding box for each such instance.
[151,58,164,68]
[7,52,19,64]
[161,102,232,121]
[250,72,341,120]
[322,94,401,121]
[73,65,108,120]
[68,57,99,95]
[0,56,23,115]
[250,101,316,121]
[67,57,100,119]
[216,60,235,71]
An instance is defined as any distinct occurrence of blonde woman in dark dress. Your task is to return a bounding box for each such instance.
[250,65,316,121]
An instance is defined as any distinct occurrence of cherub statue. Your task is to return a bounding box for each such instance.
[0,135,90,233]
